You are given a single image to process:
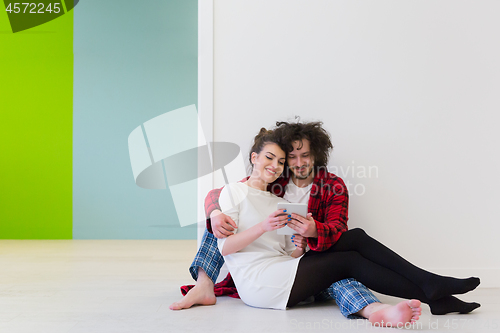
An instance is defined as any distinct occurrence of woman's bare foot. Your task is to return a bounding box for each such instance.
[169,283,217,310]
[368,300,422,327]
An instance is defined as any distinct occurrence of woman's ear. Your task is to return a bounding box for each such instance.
[250,152,257,165]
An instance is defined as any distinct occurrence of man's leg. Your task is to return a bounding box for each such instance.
[318,279,421,326]
[169,229,224,310]
[188,229,225,283]
[315,279,380,319]
[361,300,422,327]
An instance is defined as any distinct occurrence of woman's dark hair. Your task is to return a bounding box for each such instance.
[248,128,288,169]
[274,120,333,169]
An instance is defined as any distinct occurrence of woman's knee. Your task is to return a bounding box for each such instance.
[340,228,367,243]
[348,228,367,237]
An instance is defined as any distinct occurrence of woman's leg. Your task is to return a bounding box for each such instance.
[287,250,480,315]
[331,228,480,300]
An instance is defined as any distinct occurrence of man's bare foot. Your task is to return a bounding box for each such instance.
[169,283,217,310]
[170,268,217,310]
[368,300,422,328]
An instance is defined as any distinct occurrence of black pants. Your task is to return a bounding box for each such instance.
[287,228,440,307]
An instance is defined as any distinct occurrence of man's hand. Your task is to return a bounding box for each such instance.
[287,213,318,238]
[210,210,237,238]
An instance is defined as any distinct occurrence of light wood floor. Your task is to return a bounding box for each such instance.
[0,240,497,333]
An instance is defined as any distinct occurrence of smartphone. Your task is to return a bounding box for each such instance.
[277,202,308,235]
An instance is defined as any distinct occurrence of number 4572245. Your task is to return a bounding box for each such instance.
[5,3,61,14]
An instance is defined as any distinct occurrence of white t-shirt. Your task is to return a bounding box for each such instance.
[217,182,303,310]
[283,179,312,204]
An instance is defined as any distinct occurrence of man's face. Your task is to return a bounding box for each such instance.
[287,139,314,180]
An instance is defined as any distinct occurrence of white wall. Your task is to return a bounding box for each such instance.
[210,0,500,287]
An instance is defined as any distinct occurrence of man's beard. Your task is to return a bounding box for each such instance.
[293,166,313,180]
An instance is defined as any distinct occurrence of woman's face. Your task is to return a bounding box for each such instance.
[251,143,286,183]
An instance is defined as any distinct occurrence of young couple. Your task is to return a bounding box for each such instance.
[170,121,480,327]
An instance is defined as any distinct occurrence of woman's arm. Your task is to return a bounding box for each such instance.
[220,222,265,256]
[220,209,288,256]
[290,248,305,258]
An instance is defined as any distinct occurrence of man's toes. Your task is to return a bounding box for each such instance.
[408,299,421,308]
[169,298,194,311]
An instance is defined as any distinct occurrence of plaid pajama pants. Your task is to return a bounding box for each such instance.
[190,229,380,319]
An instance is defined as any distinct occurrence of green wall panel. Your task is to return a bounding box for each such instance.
[0,8,73,239]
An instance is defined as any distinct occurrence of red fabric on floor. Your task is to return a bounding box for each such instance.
[180,273,240,299]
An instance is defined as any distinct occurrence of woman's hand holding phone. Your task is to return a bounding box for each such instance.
[260,209,288,233]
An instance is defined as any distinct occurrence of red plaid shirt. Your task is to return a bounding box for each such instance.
[204,168,349,252]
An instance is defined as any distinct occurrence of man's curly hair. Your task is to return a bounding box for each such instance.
[274,120,333,171]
